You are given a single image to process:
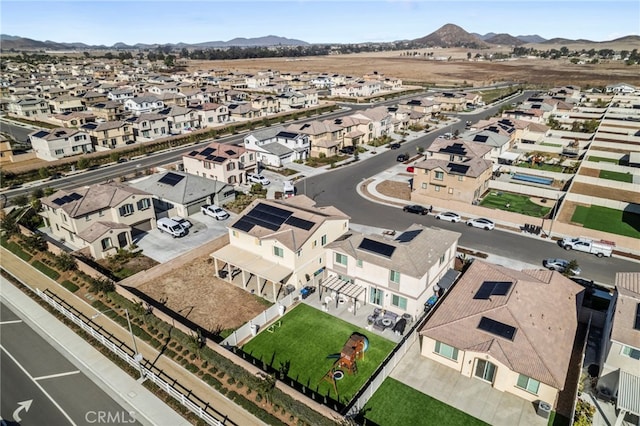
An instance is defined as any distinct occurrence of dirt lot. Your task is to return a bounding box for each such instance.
[190,47,640,88]
[376,179,411,200]
[136,254,269,333]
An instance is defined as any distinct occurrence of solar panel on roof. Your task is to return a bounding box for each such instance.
[158,172,185,186]
[52,198,65,206]
[474,281,513,299]
[474,135,489,143]
[277,131,298,139]
[474,282,495,300]
[440,143,467,155]
[212,156,226,163]
[253,203,293,219]
[200,147,215,156]
[32,130,49,138]
[395,229,423,243]
[478,317,517,341]
[68,192,82,201]
[358,238,396,258]
[225,149,236,156]
[448,163,469,174]
[232,219,255,233]
[188,150,199,156]
[492,282,513,296]
[285,216,314,231]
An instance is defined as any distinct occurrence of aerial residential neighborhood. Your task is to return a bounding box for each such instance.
[1,3,639,426]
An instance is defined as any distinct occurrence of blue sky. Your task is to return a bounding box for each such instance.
[2,1,639,45]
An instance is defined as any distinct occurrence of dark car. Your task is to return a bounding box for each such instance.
[403,204,430,215]
[396,153,409,162]
[389,143,401,149]
[339,146,355,155]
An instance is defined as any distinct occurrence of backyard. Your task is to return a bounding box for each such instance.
[241,303,396,403]
[480,192,551,218]
[361,378,488,426]
[570,205,640,238]
[598,170,633,183]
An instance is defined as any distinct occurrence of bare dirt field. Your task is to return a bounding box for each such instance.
[136,254,269,333]
[376,180,411,200]
[190,47,640,88]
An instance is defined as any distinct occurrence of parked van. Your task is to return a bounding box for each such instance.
[283,180,295,198]
[157,217,187,238]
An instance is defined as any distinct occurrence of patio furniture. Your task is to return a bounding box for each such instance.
[373,310,399,331]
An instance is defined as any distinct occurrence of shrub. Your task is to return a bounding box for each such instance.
[31,260,60,280]
[255,394,263,403]
[186,363,199,373]
[227,377,236,386]
[61,280,79,293]
[54,253,77,271]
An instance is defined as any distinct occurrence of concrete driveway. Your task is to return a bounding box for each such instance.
[135,211,235,263]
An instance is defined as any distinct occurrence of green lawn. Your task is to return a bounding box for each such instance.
[516,162,566,173]
[587,156,620,164]
[362,378,488,426]
[31,260,61,280]
[480,192,551,218]
[598,170,633,183]
[571,205,640,238]
[540,142,562,147]
[241,303,395,403]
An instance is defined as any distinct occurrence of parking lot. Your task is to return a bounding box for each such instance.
[135,210,236,263]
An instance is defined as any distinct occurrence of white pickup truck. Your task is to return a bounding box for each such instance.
[559,237,614,258]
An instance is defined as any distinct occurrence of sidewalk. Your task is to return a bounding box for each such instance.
[0,247,265,426]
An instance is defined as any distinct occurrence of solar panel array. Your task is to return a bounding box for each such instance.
[232,203,294,232]
[395,229,423,243]
[284,216,315,231]
[474,135,489,143]
[474,281,513,299]
[448,163,470,175]
[200,147,215,156]
[477,317,517,341]
[158,172,185,186]
[439,143,467,155]
[277,131,298,139]
[52,192,83,206]
[225,150,236,156]
[358,238,396,258]
[32,130,49,138]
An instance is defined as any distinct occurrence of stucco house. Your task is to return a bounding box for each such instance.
[40,183,156,259]
[210,196,350,301]
[183,142,257,185]
[125,113,169,142]
[244,126,310,167]
[324,224,460,319]
[29,128,93,161]
[158,105,200,134]
[419,260,584,407]
[123,95,165,116]
[195,102,229,127]
[81,121,134,149]
[9,97,50,118]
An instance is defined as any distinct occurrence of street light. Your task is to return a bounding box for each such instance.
[92,308,145,380]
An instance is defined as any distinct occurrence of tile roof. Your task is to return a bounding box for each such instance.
[29,128,83,141]
[43,183,150,217]
[414,157,493,178]
[184,141,246,161]
[420,260,584,389]
[612,272,640,348]
[129,171,233,205]
[78,221,130,243]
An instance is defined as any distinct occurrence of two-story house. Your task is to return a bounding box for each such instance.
[29,128,93,161]
[107,87,135,103]
[123,95,165,116]
[48,95,86,114]
[158,105,199,134]
[411,138,493,205]
[9,97,50,118]
[211,196,350,301]
[243,126,310,167]
[50,111,96,128]
[125,113,169,142]
[87,101,125,122]
[81,121,133,149]
[420,260,584,407]
[324,224,460,319]
[195,102,229,127]
[183,142,256,185]
[40,183,155,259]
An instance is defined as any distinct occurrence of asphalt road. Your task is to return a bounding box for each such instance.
[0,120,34,144]
[0,302,142,426]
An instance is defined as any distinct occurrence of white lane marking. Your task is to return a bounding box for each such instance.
[0,320,23,325]
[0,344,77,426]
[34,370,81,381]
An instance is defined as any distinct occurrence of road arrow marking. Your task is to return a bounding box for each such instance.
[13,399,33,422]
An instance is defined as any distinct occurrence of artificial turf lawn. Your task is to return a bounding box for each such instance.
[480,192,551,217]
[598,170,633,183]
[571,205,640,238]
[241,303,395,403]
[363,378,489,426]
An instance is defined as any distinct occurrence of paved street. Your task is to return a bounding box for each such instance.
[0,302,143,426]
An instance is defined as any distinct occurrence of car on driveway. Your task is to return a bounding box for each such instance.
[171,216,192,230]
[466,217,495,230]
[403,204,430,215]
[247,173,270,185]
[389,143,401,149]
[340,146,355,155]
[201,205,230,220]
[543,258,581,275]
[435,211,461,222]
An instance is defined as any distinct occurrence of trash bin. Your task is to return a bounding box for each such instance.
[537,401,551,418]
[278,304,286,316]
[250,323,259,336]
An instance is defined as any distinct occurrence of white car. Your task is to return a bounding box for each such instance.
[248,173,270,185]
[435,212,461,223]
[171,217,192,230]
[466,217,495,230]
[201,205,230,220]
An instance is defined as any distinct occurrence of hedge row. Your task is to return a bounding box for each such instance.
[31,260,61,280]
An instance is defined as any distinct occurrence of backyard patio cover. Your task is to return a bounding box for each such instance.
[211,245,291,283]
[320,275,366,300]
[616,369,640,422]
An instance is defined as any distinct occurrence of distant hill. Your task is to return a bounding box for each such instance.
[413,24,488,48]
[485,33,525,46]
[517,34,546,43]
[471,32,497,41]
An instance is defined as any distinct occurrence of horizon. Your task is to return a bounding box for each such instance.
[2,1,639,46]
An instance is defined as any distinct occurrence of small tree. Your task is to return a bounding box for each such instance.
[38,167,50,179]
[0,213,19,236]
[54,253,77,272]
[31,187,44,200]
[76,157,89,170]
[23,233,48,252]
[44,187,56,196]
[564,259,580,277]
[12,194,29,207]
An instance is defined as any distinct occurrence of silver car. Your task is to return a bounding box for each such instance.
[435,212,461,222]
[543,258,581,275]
[201,205,230,220]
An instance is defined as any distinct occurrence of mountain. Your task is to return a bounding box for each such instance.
[517,34,546,43]
[485,33,524,46]
[472,32,497,41]
[413,24,488,48]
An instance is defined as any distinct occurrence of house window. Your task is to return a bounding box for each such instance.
[312,240,317,248]
[226,162,235,171]
[321,235,327,245]
[458,175,464,181]
[421,183,427,189]
[99,209,104,217]
[119,204,134,217]
[516,374,540,394]
[440,254,446,265]
[232,230,238,238]
[335,253,347,266]
[370,287,383,305]
[296,249,302,257]
[356,259,363,268]
[434,185,441,192]
[389,270,400,283]
[136,198,151,210]
[54,149,64,155]
[621,345,640,360]
[391,294,407,310]
[434,171,444,180]
[85,214,90,221]
[434,341,458,361]
[101,237,112,250]
[448,188,454,194]
[273,246,284,258]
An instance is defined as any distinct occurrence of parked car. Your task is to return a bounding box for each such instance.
[157,217,187,238]
[247,173,270,185]
[435,211,461,222]
[466,217,495,230]
[403,204,430,215]
[201,204,230,220]
[406,166,415,173]
[396,153,409,162]
[171,216,192,230]
[543,258,581,275]
[339,146,356,155]
[389,143,401,149]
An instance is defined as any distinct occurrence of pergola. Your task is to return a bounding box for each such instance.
[318,275,366,315]
[211,245,292,302]
[614,370,640,426]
